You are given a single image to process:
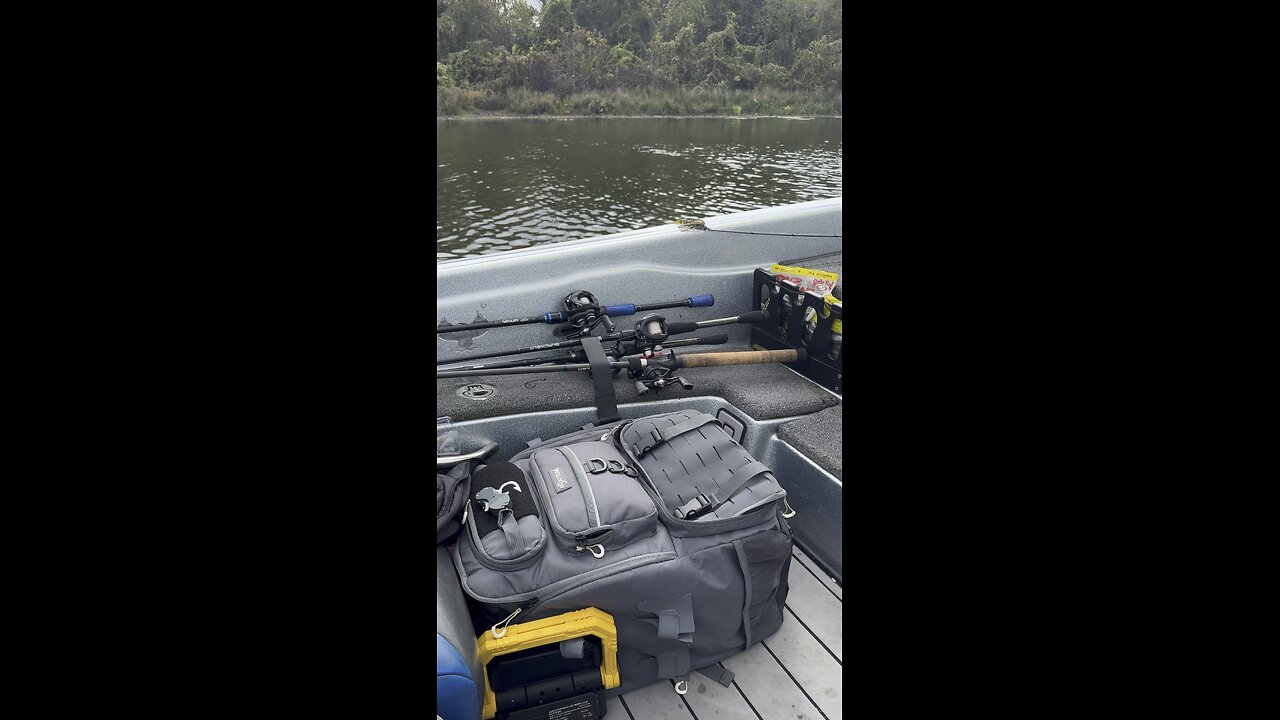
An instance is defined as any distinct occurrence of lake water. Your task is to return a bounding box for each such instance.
[437,117,842,261]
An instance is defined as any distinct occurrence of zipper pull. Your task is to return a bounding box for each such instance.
[782,498,797,518]
[575,543,605,558]
[491,608,520,638]
[492,598,534,639]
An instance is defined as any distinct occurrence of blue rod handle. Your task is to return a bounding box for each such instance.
[689,294,714,308]
[605,304,637,316]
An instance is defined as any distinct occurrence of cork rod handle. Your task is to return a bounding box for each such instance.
[676,349,806,368]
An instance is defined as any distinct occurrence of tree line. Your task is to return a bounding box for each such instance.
[437,0,841,115]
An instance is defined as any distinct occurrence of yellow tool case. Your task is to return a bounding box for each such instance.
[475,608,621,720]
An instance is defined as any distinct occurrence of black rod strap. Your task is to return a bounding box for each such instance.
[580,336,620,425]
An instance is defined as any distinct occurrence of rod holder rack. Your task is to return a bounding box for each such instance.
[748,268,843,394]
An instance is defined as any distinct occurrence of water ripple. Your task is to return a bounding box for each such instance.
[437,118,842,261]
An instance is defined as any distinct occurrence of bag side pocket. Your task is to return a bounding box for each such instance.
[733,529,793,648]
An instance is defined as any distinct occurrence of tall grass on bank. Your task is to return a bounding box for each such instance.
[437,87,841,117]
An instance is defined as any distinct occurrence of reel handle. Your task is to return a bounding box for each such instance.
[665,319,697,335]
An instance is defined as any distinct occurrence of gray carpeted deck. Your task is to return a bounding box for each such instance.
[438,354,839,423]
[778,404,843,479]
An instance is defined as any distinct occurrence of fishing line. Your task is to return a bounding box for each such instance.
[706,229,842,237]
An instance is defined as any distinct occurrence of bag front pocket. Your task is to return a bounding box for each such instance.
[464,461,547,570]
[528,442,658,558]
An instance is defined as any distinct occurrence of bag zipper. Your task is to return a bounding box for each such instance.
[491,596,539,638]
[460,549,678,634]
[509,421,627,463]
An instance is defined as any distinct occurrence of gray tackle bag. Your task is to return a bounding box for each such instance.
[450,409,794,697]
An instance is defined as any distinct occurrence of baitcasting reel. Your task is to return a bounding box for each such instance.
[633,346,694,396]
[552,290,614,339]
[635,365,694,395]
[630,314,695,394]
[633,313,673,357]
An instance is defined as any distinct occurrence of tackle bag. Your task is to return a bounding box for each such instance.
[451,409,794,700]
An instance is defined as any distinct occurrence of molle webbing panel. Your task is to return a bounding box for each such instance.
[621,410,784,522]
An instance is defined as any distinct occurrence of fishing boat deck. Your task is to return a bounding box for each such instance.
[608,545,843,720]
[437,200,845,720]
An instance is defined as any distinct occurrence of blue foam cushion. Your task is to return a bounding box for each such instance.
[437,633,481,720]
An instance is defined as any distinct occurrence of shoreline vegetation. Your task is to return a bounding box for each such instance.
[440,114,841,120]
[438,0,841,117]
[438,87,841,117]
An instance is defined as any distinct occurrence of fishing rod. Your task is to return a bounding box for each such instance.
[550,292,719,337]
[438,331,731,372]
[435,310,766,365]
[437,348,806,379]
[436,292,715,334]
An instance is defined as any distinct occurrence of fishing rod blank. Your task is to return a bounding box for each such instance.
[594,294,715,316]
[549,294,717,337]
[435,310,765,365]
[436,348,806,378]
[634,310,765,342]
[438,332,731,372]
[436,294,715,334]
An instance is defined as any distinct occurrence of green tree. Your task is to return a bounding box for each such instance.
[539,0,576,42]
[571,0,654,48]
[756,0,804,67]
[658,0,713,42]
[436,0,842,115]
[498,0,539,50]
[791,35,841,90]
[702,21,744,87]
[437,0,508,58]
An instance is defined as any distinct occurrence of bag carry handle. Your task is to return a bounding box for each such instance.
[436,440,498,468]
[635,412,719,458]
